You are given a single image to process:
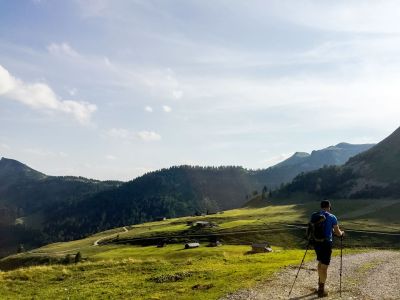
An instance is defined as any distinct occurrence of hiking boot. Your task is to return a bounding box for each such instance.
[318,283,328,298]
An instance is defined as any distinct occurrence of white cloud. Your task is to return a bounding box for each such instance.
[0,143,11,150]
[68,88,78,96]
[0,65,16,94]
[104,56,112,67]
[59,152,68,158]
[172,90,183,99]
[105,154,116,160]
[106,128,161,142]
[74,0,110,18]
[261,153,293,168]
[0,64,96,124]
[144,105,153,112]
[24,148,68,158]
[162,105,172,113]
[106,128,130,139]
[272,0,400,34]
[136,131,161,142]
[47,42,80,58]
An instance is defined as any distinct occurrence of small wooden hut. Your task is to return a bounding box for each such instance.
[184,242,200,249]
[251,242,272,253]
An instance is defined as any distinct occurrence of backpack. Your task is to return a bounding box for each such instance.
[306,211,327,244]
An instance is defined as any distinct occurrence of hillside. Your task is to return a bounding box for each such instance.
[255,142,374,187]
[276,126,400,199]
[42,166,260,240]
[0,141,371,257]
[346,126,400,181]
[42,141,373,241]
[1,199,399,299]
[0,157,121,217]
[0,157,122,257]
[0,158,46,185]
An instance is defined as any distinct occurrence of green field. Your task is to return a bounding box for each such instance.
[0,245,351,300]
[1,199,399,299]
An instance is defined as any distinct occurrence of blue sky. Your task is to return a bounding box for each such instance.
[1,0,400,180]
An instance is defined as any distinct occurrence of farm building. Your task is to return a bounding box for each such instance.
[208,241,222,247]
[192,221,218,228]
[251,242,273,253]
[193,221,210,227]
[184,242,200,249]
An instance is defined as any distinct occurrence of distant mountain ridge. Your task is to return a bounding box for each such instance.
[0,157,121,216]
[0,141,373,256]
[38,142,373,241]
[256,142,374,187]
[0,158,46,186]
[276,127,400,199]
[0,157,122,257]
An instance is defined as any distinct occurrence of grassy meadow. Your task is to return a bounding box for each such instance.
[1,199,399,299]
[0,245,349,300]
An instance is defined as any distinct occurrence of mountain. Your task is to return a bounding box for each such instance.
[0,141,372,256]
[346,128,400,182]
[255,142,374,187]
[43,166,260,240]
[43,143,373,240]
[273,152,310,168]
[0,158,46,184]
[276,127,400,199]
[0,157,121,257]
[0,157,121,217]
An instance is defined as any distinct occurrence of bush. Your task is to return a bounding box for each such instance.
[74,252,82,263]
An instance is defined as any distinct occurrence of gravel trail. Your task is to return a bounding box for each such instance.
[221,251,400,300]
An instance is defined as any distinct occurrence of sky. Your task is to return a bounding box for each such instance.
[1,0,400,181]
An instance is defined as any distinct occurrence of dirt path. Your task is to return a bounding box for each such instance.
[25,226,129,255]
[221,250,400,300]
[93,226,128,246]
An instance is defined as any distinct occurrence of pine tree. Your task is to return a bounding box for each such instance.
[262,186,268,200]
[17,244,24,253]
[75,251,82,263]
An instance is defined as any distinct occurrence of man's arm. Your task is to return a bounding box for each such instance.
[333,224,344,237]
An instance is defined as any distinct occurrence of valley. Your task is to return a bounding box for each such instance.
[0,142,374,258]
[1,198,399,299]
[1,129,399,299]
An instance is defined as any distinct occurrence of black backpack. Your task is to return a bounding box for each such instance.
[306,212,327,243]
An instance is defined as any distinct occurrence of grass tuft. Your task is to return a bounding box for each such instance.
[149,271,194,283]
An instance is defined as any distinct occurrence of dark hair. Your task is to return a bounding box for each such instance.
[320,200,331,209]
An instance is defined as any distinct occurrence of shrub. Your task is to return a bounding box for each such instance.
[75,252,82,263]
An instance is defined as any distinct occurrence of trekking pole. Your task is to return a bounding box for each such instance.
[340,234,343,297]
[288,241,309,298]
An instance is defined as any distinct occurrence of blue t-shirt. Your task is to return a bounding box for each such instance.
[321,211,338,241]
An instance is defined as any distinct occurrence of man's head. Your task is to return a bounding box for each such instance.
[320,200,331,211]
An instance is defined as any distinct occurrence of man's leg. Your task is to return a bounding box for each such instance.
[317,261,329,297]
[315,243,329,297]
[318,262,328,283]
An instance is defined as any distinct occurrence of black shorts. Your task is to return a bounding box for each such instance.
[314,241,333,265]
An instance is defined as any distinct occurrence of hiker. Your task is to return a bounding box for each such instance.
[312,200,344,298]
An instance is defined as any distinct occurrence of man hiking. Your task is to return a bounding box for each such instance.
[312,200,344,298]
